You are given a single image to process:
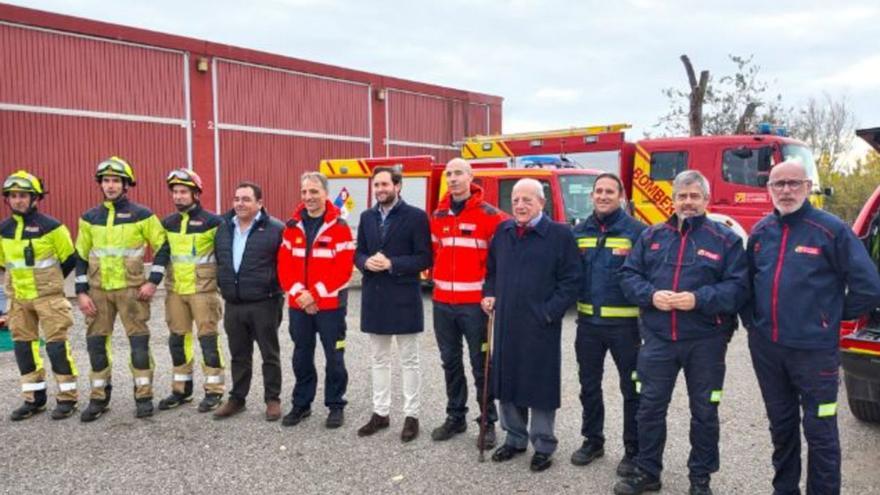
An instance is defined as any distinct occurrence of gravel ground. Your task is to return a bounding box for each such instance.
[1,289,878,494]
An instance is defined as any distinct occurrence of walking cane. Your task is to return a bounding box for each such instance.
[478,310,495,463]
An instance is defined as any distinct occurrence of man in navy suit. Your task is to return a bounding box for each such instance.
[355,166,433,443]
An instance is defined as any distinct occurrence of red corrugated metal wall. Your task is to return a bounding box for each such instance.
[0,4,502,234]
[0,20,189,233]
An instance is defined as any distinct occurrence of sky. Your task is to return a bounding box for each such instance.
[8,0,880,157]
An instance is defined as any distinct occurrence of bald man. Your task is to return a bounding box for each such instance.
[482,178,580,472]
[430,159,505,449]
[744,160,880,495]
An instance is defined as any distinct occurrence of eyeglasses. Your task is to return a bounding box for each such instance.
[768,179,808,191]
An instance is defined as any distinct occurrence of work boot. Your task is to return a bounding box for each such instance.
[689,477,713,495]
[10,401,46,421]
[158,392,193,410]
[431,417,466,441]
[135,399,154,419]
[326,409,344,429]
[477,423,497,450]
[613,467,662,495]
[357,413,390,437]
[50,401,78,420]
[198,394,223,413]
[281,406,311,427]
[213,399,245,420]
[80,399,109,423]
[265,400,282,422]
[617,451,638,478]
[401,416,419,442]
[570,439,604,466]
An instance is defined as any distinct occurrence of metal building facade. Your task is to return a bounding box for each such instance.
[0,3,502,229]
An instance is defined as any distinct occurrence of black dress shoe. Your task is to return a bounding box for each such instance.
[325,408,344,429]
[616,453,638,477]
[530,452,553,472]
[491,445,527,463]
[282,406,311,427]
[570,439,604,466]
[613,467,662,495]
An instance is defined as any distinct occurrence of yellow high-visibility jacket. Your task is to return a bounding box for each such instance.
[160,204,222,295]
[75,197,168,293]
[0,210,76,300]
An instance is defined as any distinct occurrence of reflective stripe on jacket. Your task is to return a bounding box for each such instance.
[74,197,168,293]
[160,203,222,295]
[277,201,354,311]
[0,210,76,300]
[572,208,646,325]
[431,185,505,305]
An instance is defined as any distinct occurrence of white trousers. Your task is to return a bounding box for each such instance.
[369,333,421,417]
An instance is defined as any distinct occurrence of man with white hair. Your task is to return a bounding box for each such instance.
[616,170,749,495]
[744,160,880,495]
[481,178,580,472]
[430,158,506,449]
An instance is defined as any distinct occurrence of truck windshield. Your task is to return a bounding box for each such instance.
[781,145,821,193]
[559,174,598,225]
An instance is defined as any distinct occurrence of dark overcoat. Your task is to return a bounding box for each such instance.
[355,200,432,334]
[483,215,581,410]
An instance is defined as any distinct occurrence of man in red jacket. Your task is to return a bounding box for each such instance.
[277,172,355,429]
[430,158,505,449]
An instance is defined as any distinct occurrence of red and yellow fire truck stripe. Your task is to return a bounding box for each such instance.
[631,144,675,226]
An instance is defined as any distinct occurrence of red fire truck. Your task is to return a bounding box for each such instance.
[460,123,826,237]
[839,126,880,422]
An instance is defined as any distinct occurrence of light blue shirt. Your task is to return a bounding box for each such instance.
[232,211,261,273]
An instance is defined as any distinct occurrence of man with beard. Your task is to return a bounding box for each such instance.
[744,160,880,495]
[615,170,749,495]
[0,171,79,420]
[156,169,226,413]
[355,166,432,442]
[75,156,170,421]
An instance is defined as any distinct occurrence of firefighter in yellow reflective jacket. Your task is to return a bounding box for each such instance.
[75,157,169,422]
[156,169,225,413]
[0,171,79,420]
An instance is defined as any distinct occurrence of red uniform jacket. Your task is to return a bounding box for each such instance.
[277,201,355,311]
[431,185,505,304]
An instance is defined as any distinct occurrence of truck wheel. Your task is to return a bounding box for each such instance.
[848,397,880,423]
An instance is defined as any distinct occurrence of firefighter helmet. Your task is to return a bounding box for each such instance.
[166,168,204,193]
[95,156,137,186]
[3,170,46,199]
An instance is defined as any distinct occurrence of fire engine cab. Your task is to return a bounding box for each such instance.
[461,123,826,236]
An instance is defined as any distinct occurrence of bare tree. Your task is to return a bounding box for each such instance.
[787,93,857,172]
[681,55,709,136]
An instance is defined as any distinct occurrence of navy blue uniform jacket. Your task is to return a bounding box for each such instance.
[620,214,749,341]
[483,216,581,410]
[743,202,880,350]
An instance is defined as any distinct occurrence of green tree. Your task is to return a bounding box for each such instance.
[822,150,880,225]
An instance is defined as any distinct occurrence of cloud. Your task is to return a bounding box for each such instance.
[815,55,880,90]
[533,87,582,103]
